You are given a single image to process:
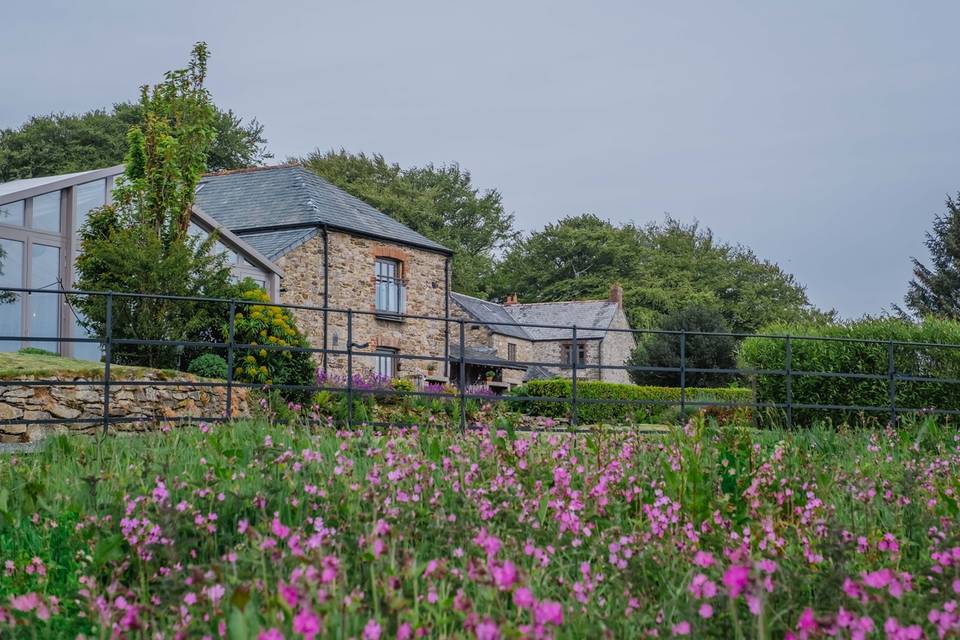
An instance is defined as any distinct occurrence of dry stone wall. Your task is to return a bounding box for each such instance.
[0,372,249,443]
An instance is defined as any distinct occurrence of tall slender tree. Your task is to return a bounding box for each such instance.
[73,43,235,368]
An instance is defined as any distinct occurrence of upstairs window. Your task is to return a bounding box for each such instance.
[507,343,517,362]
[375,258,405,315]
[560,342,586,367]
[31,191,61,232]
[0,200,24,227]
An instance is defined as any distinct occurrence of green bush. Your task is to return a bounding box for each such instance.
[509,378,753,424]
[186,353,228,379]
[229,285,315,401]
[18,347,61,357]
[739,317,960,425]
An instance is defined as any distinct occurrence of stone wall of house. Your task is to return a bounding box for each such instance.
[600,307,636,384]
[529,339,603,382]
[277,231,450,382]
[0,373,249,443]
[490,333,531,386]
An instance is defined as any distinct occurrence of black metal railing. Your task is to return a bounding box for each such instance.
[1,286,959,435]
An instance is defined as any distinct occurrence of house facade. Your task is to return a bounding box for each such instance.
[450,284,636,387]
[0,166,281,360]
[194,165,453,382]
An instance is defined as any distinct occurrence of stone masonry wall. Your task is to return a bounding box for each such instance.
[277,231,450,381]
[528,339,603,382]
[600,307,637,384]
[0,372,249,443]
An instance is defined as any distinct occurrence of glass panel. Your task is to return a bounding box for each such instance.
[28,244,60,352]
[0,200,24,226]
[70,265,101,361]
[376,350,395,379]
[75,179,106,232]
[0,239,23,352]
[31,191,61,232]
[188,222,207,241]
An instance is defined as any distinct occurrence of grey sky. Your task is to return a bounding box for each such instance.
[3,1,957,318]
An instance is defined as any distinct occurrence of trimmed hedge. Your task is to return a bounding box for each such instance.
[508,378,753,424]
[739,317,960,425]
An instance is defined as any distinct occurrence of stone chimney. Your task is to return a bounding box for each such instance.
[608,282,624,307]
[505,293,518,305]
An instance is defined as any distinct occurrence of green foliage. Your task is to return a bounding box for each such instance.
[509,378,753,424]
[628,305,738,387]
[495,214,829,332]
[299,149,518,297]
[187,353,228,379]
[230,286,314,397]
[0,100,270,182]
[903,192,960,319]
[17,347,60,357]
[73,43,235,369]
[739,317,960,425]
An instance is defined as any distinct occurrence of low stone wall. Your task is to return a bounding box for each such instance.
[0,372,249,443]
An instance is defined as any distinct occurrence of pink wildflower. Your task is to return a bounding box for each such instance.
[293,608,321,640]
[363,619,382,640]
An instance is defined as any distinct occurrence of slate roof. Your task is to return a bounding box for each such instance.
[504,301,619,340]
[195,165,451,256]
[234,227,320,262]
[450,293,532,340]
[449,344,525,370]
[451,293,621,341]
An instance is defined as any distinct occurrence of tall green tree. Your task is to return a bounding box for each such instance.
[0,101,269,181]
[74,43,235,368]
[495,214,826,332]
[299,149,518,297]
[903,194,960,319]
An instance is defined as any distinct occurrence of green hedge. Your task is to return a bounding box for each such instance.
[508,378,753,424]
[739,317,960,425]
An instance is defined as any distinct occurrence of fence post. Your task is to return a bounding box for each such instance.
[459,319,466,432]
[346,309,353,429]
[679,330,686,418]
[785,335,793,429]
[887,339,896,427]
[571,325,578,427]
[225,301,236,421]
[102,292,113,435]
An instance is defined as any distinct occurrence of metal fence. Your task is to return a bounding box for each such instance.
[1,286,960,435]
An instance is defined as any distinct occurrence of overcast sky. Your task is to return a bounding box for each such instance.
[3,1,958,318]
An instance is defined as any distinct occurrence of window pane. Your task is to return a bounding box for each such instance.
[0,239,23,352]
[0,200,24,226]
[70,268,101,361]
[32,191,61,232]
[75,180,106,231]
[28,244,60,352]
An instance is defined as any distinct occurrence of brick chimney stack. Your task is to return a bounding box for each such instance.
[505,293,518,305]
[609,282,624,307]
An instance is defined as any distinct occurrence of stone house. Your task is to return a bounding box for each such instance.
[450,284,636,387]
[195,165,454,382]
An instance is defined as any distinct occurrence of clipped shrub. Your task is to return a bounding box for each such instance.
[229,286,315,400]
[627,305,738,388]
[187,353,228,379]
[739,317,960,425]
[509,378,753,424]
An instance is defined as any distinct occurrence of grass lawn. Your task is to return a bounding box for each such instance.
[0,417,958,638]
[0,351,190,381]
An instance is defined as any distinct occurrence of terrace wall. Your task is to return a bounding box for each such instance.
[0,372,249,442]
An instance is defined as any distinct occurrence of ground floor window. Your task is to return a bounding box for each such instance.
[0,235,63,353]
[375,347,398,379]
[560,342,587,367]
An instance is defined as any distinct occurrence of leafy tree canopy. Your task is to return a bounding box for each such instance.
[298,149,518,298]
[903,193,960,319]
[0,100,269,182]
[626,305,737,388]
[494,214,829,332]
